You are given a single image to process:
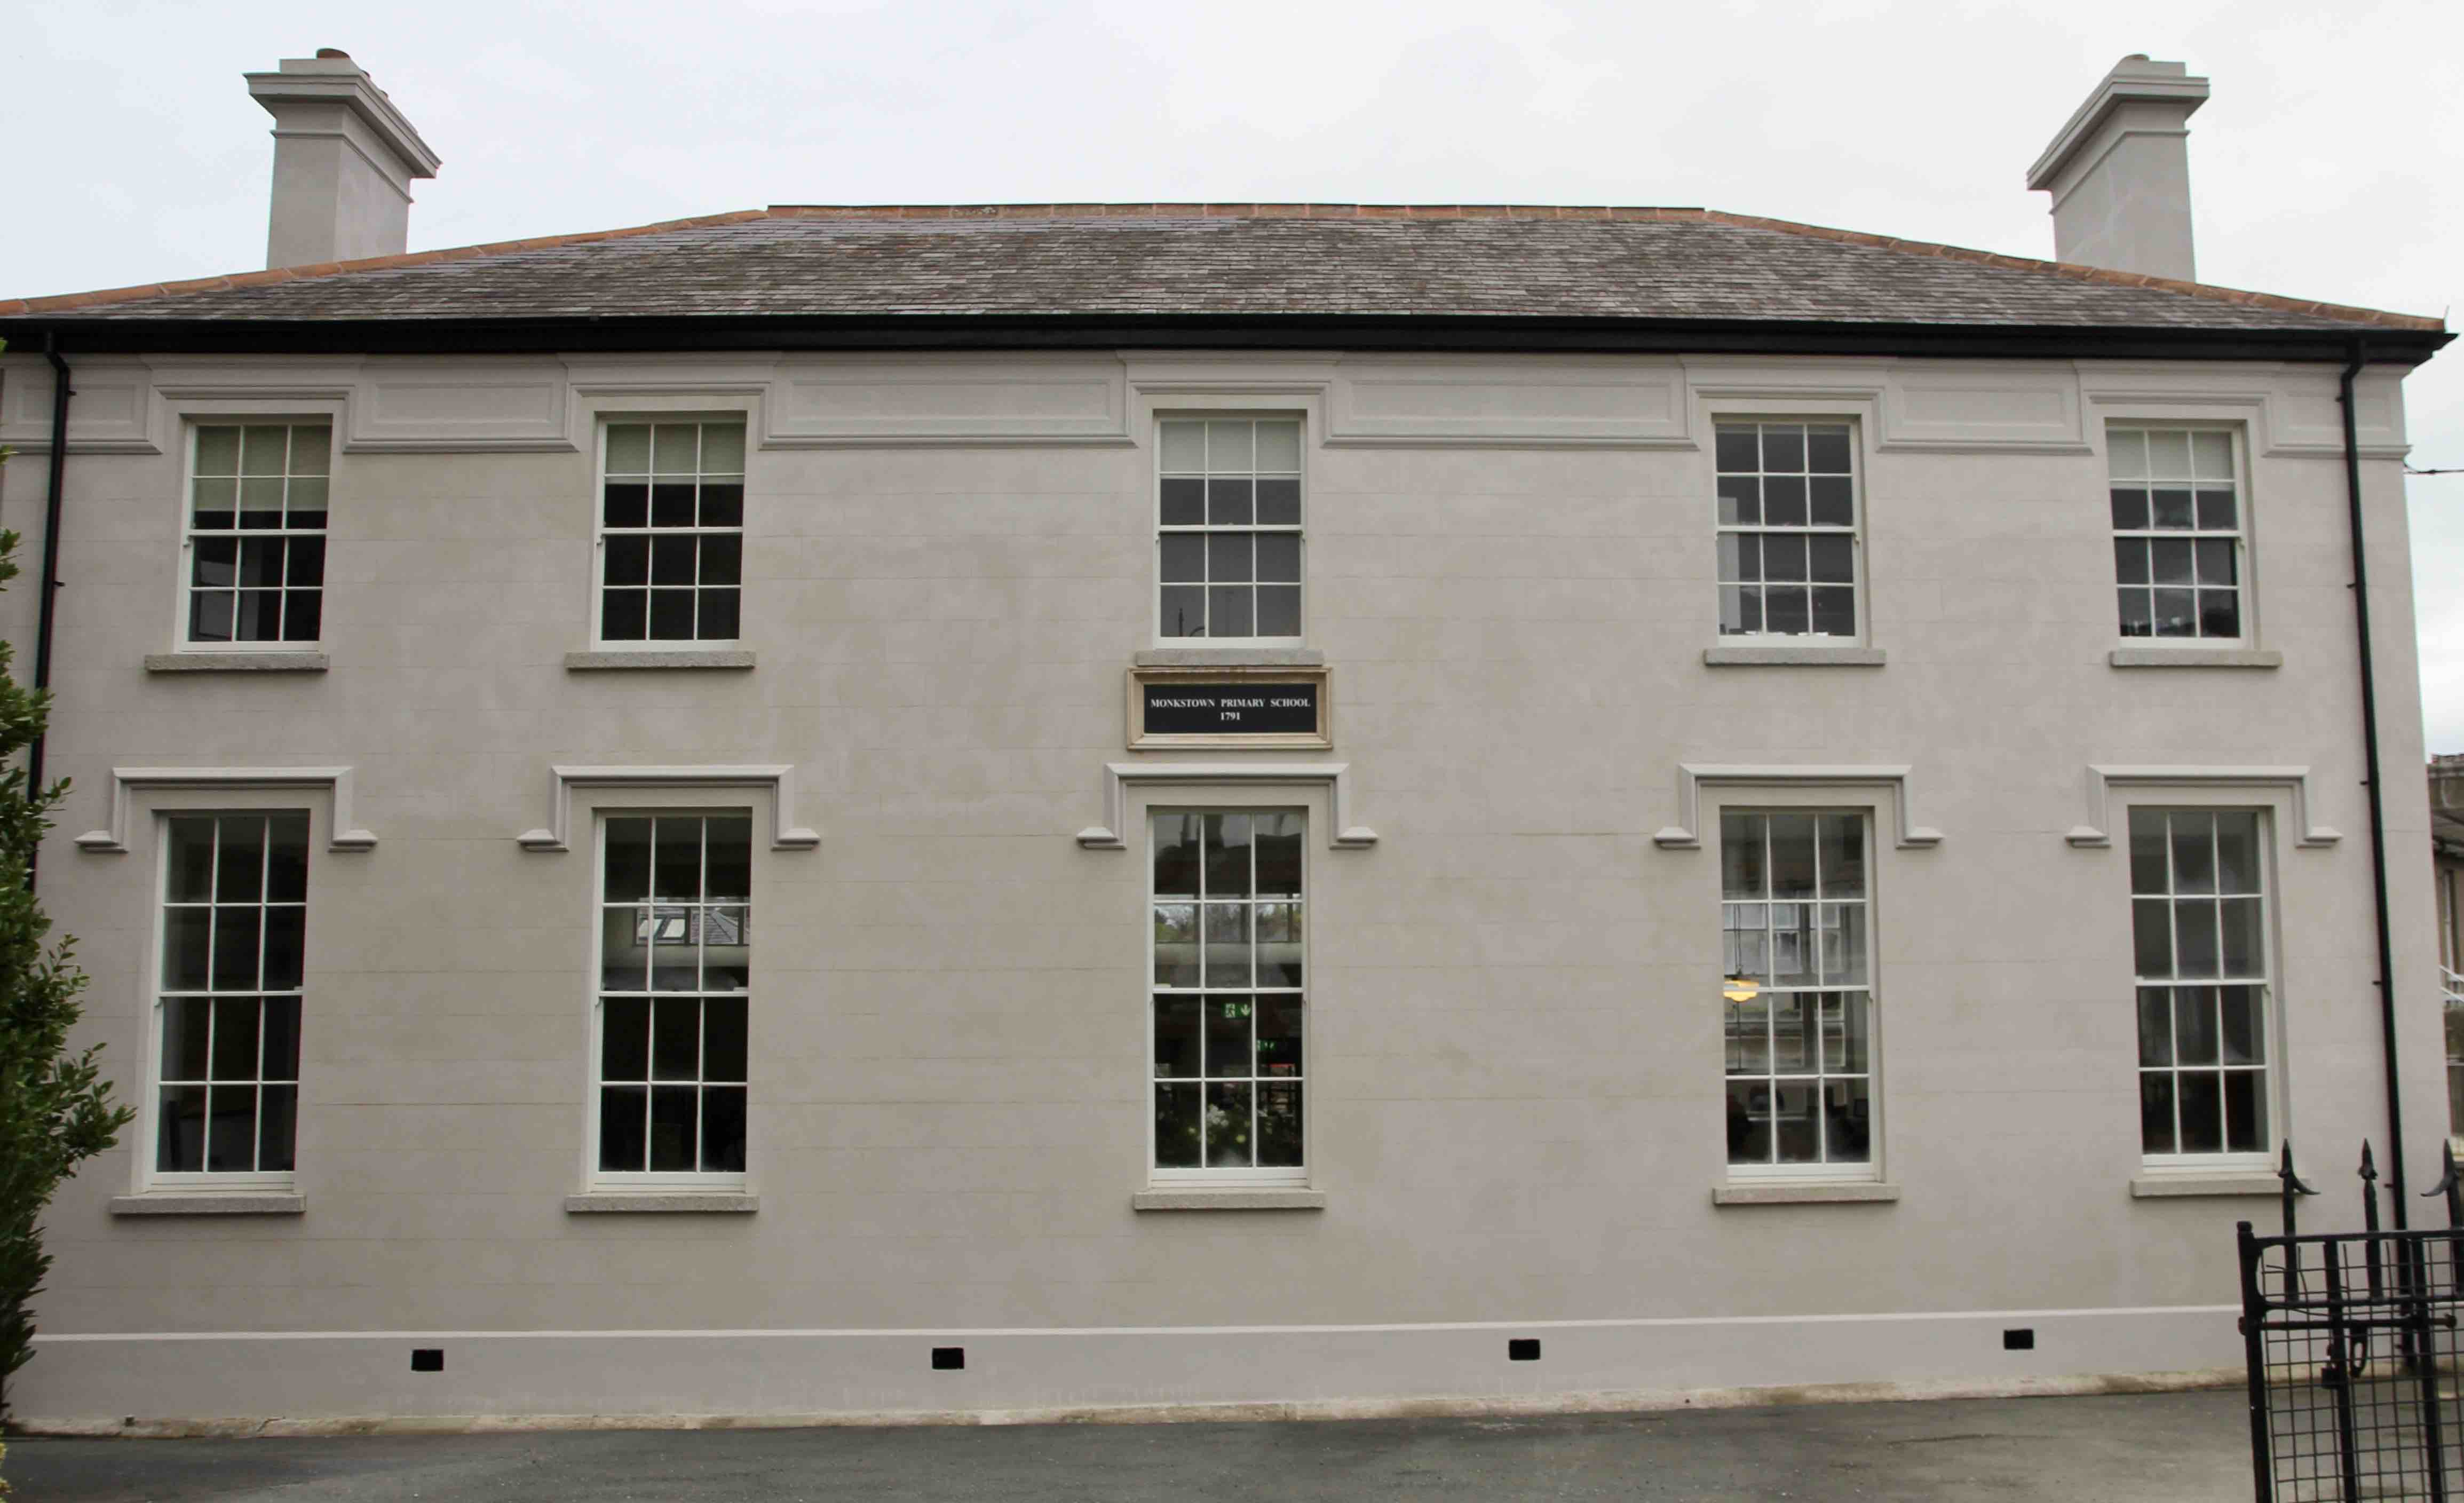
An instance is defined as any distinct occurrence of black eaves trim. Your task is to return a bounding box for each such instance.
[1,313,2449,364]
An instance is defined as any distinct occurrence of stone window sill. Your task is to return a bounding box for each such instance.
[109,1193,304,1216]
[565,650,755,671]
[564,1192,759,1214]
[1702,646,1887,668]
[2129,1174,2283,1199]
[1132,1189,1327,1212]
[1134,647,1325,668]
[1712,1182,1900,1206]
[2109,648,2281,669]
[144,652,328,674]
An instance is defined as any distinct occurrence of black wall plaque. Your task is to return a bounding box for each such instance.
[1141,681,1320,735]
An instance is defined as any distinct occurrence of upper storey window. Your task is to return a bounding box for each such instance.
[1158,418,1302,643]
[2109,428,2244,642]
[185,423,329,647]
[1716,422,1859,640]
[599,422,745,645]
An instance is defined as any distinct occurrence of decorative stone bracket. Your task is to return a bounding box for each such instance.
[1077,762,1376,851]
[1653,764,1943,850]
[76,766,376,853]
[2065,765,2340,848]
[517,765,820,852]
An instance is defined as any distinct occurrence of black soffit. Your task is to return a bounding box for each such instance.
[3,314,2445,362]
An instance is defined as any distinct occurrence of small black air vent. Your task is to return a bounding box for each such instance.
[411,1348,444,1372]
[932,1347,965,1371]
[2003,1328,2035,1351]
[1508,1339,1541,1362]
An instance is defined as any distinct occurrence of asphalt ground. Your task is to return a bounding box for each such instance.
[3,1388,2253,1501]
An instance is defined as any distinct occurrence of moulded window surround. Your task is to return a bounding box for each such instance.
[1654,765,1940,852]
[593,420,746,649]
[2064,766,2336,851]
[1156,416,1305,647]
[1713,420,1865,646]
[140,810,311,1196]
[1718,809,1880,1184]
[588,810,754,1192]
[516,765,818,853]
[177,421,331,652]
[2106,425,2254,648]
[76,766,377,855]
[2128,806,2278,1174]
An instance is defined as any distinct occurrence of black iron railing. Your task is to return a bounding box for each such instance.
[2239,1142,2464,1501]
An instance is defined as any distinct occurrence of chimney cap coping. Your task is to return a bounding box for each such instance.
[2025,54,2209,192]
[247,57,441,179]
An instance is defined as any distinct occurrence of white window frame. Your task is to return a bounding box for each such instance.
[582,797,758,1193]
[2103,423,2256,650]
[2125,802,2281,1175]
[138,805,315,1195]
[2440,863,2459,978]
[1712,802,1882,1184]
[1134,782,1327,1189]
[175,417,333,653]
[1153,412,1307,648]
[1705,412,1871,648]
[590,416,748,651]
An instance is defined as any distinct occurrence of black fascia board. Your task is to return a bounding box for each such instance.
[1,312,2448,364]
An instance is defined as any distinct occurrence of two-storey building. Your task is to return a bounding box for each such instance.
[0,52,2452,1427]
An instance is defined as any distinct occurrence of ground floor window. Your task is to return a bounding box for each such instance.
[2443,863,2463,1133]
[2442,864,2462,1133]
[155,812,308,1177]
[1720,811,1873,1174]
[2130,808,2271,1161]
[1151,810,1305,1175]
[596,813,751,1176]
[2447,996,2464,1139]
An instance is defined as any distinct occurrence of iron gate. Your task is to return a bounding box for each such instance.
[2238,1143,2464,1501]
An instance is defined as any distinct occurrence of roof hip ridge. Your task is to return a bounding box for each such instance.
[0,209,776,316]
[1702,210,2444,333]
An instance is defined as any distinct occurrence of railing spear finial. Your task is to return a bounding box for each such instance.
[2280,1141,2319,1240]
[2425,1139,2463,1232]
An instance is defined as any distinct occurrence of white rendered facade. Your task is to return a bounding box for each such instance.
[0,344,2446,1425]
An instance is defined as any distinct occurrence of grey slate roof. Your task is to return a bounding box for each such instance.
[2,209,2437,334]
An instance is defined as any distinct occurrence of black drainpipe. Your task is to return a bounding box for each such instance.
[27,336,70,885]
[2342,338,2409,1227]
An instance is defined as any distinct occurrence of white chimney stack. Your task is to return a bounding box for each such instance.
[245,50,441,270]
[2026,55,2209,282]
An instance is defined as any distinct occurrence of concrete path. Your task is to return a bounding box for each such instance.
[4,1389,2255,1501]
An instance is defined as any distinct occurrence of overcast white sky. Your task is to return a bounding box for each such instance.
[10,0,2461,749]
